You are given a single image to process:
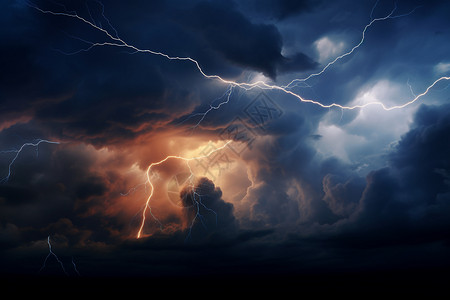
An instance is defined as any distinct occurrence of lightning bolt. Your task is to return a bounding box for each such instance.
[39,235,68,276]
[120,181,148,197]
[72,256,81,276]
[183,181,218,242]
[137,140,231,239]
[27,1,449,114]
[39,235,81,276]
[407,78,417,97]
[180,84,235,131]
[0,139,60,183]
[283,1,422,88]
[26,1,450,241]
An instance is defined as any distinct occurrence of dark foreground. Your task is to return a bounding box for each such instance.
[2,268,449,297]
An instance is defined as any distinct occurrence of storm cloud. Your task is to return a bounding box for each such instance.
[1,0,450,292]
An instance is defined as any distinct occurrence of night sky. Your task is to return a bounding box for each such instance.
[1,0,450,294]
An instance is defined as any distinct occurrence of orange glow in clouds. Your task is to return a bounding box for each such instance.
[136,140,232,239]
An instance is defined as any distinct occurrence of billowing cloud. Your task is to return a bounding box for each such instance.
[1,0,450,289]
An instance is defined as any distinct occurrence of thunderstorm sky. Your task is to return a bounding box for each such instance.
[1,0,450,290]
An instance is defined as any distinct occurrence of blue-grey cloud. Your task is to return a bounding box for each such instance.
[1,0,450,285]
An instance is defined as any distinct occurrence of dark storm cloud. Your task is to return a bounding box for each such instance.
[276,52,318,74]
[180,177,238,239]
[0,139,135,252]
[233,99,450,263]
[182,1,283,78]
[178,1,317,78]
[241,0,321,20]
[302,104,450,251]
[0,1,210,144]
[322,173,364,217]
[224,103,450,275]
[1,0,450,283]
[0,0,317,145]
[236,103,339,228]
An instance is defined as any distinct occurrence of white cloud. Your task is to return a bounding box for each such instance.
[315,79,416,172]
[314,36,345,63]
[434,62,450,75]
[315,123,366,163]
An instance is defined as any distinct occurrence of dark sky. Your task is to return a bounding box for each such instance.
[1,0,450,292]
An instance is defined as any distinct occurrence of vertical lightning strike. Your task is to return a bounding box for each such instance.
[137,141,231,239]
[72,256,81,276]
[39,235,81,276]
[0,139,60,183]
[407,78,417,97]
[39,235,69,276]
[183,185,218,242]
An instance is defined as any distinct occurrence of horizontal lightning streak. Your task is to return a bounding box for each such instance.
[28,2,448,113]
[27,2,450,241]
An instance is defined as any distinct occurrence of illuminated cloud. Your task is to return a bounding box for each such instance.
[1,0,450,289]
[434,62,450,75]
[314,36,345,63]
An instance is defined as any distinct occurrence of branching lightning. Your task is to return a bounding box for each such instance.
[26,1,450,240]
[283,2,421,89]
[39,235,81,276]
[183,182,218,242]
[137,141,231,239]
[27,1,449,114]
[180,84,235,131]
[0,139,60,183]
[39,235,68,276]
